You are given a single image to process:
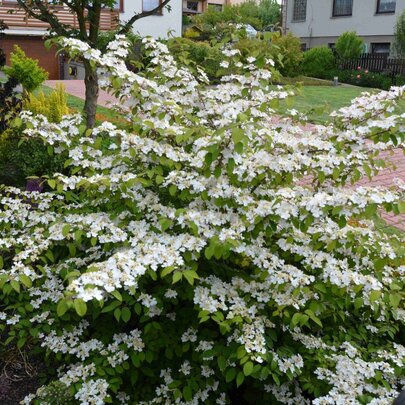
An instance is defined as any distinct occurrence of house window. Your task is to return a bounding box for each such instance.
[376,0,396,13]
[292,0,307,22]
[186,1,199,11]
[143,0,163,14]
[114,0,124,12]
[371,42,391,53]
[332,0,353,17]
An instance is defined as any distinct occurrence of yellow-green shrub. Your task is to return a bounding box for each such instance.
[3,45,48,93]
[26,84,69,123]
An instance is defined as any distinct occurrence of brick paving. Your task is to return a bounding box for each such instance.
[44,80,118,108]
[49,80,405,231]
[357,148,405,230]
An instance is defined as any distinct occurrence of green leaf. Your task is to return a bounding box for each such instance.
[232,127,245,144]
[10,280,20,293]
[291,313,301,328]
[169,185,177,196]
[62,224,71,237]
[225,368,236,382]
[389,293,401,309]
[114,307,121,322]
[74,230,83,243]
[159,218,173,232]
[74,299,87,317]
[304,309,322,327]
[112,290,122,302]
[19,275,32,289]
[398,201,405,214]
[234,142,244,154]
[369,290,382,303]
[101,301,121,313]
[161,266,175,278]
[183,386,192,402]
[57,299,69,317]
[156,175,164,185]
[204,245,215,260]
[314,283,327,293]
[243,361,254,376]
[217,356,226,371]
[172,272,182,284]
[48,179,56,189]
[121,307,131,323]
[236,371,245,387]
[183,270,199,286]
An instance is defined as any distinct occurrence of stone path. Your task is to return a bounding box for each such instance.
[48,80,405,231]
[44,80,118,108]
[356,148,405,230]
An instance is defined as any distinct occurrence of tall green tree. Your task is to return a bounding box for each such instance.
[15,0,171,128]
[335,31,364,59]
[394,10,405,57]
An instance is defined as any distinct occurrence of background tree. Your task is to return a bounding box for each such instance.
[193,0,281,32]
[394,10,405,57]
[15,0,172,128]
[335,31,364,59]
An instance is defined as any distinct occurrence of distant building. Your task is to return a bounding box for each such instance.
[0,2,118,79]
[183,0,230,16]
[121,0,182,38]
[0,1,183,80]
[282,0,403,53]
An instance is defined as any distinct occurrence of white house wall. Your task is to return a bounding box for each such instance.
[285,0,405,48]
[121,0,182,39]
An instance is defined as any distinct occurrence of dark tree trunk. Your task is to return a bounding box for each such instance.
[83,60,99,128]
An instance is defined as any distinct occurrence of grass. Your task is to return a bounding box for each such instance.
[277,85,374,123]
[278,75,335,86]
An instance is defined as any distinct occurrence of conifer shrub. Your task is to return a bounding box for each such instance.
[26,84,69,123]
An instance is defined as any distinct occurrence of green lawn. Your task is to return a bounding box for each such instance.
[277,85,373,123]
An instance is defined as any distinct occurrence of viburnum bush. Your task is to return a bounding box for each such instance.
[0,36,405,404]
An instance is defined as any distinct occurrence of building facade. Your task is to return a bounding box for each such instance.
[0,1,183,80]
[183,0,230,16]
[122,0,182,38]
[0,2,119,80]
[283,0,403,53]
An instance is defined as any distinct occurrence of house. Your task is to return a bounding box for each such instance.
[120,0,183,38]
[183,0,230,16]
[0,2,119,80]
[282,0,403,53]
[0,1,183,80]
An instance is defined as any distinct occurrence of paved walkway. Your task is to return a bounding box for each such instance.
[49,80,405,230]
[356,148,405,230]
[45,80,118,108]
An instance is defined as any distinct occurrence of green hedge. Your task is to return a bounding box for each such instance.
[0,128,66,187]
[337,69,405,90]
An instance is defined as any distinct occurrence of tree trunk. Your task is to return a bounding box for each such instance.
[83,60,99,128]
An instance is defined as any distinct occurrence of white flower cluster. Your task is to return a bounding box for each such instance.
[2,34,404,404]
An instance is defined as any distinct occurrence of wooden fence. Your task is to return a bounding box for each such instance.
[337,53,405,77]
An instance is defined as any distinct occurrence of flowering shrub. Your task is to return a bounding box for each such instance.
[337,68,398,90]
[0,36,405,404]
